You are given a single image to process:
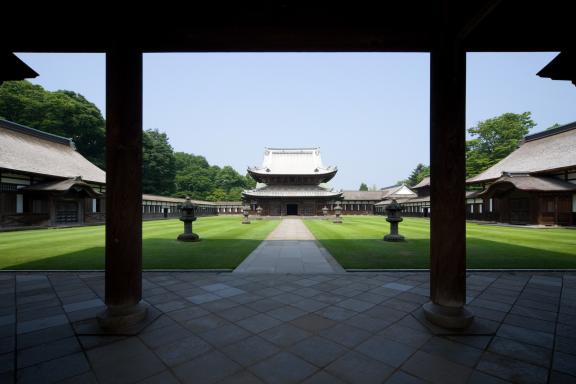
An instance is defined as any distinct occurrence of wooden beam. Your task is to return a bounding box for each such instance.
[457,0,502,40]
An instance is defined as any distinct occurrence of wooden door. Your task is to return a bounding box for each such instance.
[538,196,556,225]
[510,198,530,224]
[557,196,572,225]
[55,200,79,224]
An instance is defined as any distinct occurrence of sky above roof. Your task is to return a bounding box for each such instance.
[15,52,576,190]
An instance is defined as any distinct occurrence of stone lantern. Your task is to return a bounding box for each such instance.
[322,206,328,219]
[383,199,405,241]
[177,197,200,242]
[333,201,343,224]
[256,206,263,220]
[242,204,251,224]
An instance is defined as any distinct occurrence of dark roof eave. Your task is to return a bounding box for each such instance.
[0,119,73,146]
[0,167,105,185]
[536,51,576,86]
[21,180,102,198]
[0,53,39,82]
[468,164,576,185]
[478,177,576,197]
[466,177,498,185]
[242,190,342,198]
[247,169,337,176]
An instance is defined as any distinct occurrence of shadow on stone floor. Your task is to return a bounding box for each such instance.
[1,271,575,383]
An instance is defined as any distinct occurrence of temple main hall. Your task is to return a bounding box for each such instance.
[243,148,342,216]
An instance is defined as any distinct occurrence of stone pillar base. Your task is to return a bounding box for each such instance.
[97,303,149,331]
[177,233,200,242]
[422,302,474,329]
[383,234,405,242]
[73,302,160,336]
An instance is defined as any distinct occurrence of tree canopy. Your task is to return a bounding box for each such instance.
[359,182,368,191]
[398,163,430,186]
[466,112,535,178]
[173,153,255,201]
[407,163,430,186]
[143,129,176,195]
[0,80,254,201]
[399,112,535,185]
[0,81,106,168]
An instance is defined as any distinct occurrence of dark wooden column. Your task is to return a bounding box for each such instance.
[98,47,147,329]
[422,34,474,329]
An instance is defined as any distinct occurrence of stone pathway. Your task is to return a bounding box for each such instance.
[1,271,575,383]
[234,219,344,274]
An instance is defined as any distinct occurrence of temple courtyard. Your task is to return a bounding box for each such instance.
[2,218,576,383]
[1,216,575,270]
[1,270,575,383]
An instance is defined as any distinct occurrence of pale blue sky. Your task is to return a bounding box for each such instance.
[15,52,576,190]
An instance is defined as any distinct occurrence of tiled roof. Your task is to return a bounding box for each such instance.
[248,148,336,176]
[342,190,386,200]
[142,194,215,205]
[21,177,100,197]
[343,184,416,201]
[412,176,430,189]
[0,119,105,184]
[213,201,243,205]
[467,122,576,183]
[479,174,576,196]
[243,185,342,198]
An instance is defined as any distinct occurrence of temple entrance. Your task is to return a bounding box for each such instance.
[510,198,530,224]
[286,204,298,215]
[55,200,79,224]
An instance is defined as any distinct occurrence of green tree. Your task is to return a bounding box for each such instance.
[0,80,106,168]
[466,112,535,178]
[546,123,562,130]
[174,169,214,200]
[206,188,228,202]
[142,129,176,195]
[173,152,251,200]
[226,187,245,201]
[175,152,210,170]
[0,81,252,200]
[243,173,256,189]
[359,182,368,191]
[216,166,245,191]
[406,163,430,186]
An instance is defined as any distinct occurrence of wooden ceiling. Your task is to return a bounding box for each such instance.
[3,1,574,52]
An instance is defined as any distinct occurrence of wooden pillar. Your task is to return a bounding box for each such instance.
[423,34,473,329]
[98,47,147,329]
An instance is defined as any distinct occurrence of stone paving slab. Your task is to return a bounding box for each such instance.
[1,270,575,383]
[234,219,344,273]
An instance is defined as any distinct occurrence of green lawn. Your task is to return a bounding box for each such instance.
[2,216,575,270]
[306,216,576,269]
[0,216,279,270]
